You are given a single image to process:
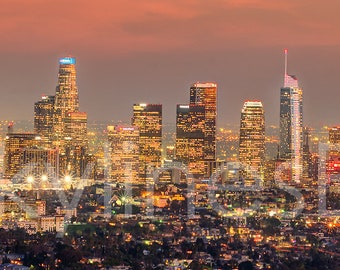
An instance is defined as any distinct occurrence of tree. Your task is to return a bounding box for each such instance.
[2,256,10,264]
[189,260,203,270]
[261,217,281,235]
[195,237,206,252]
[55,242,82,269]
[238,260,254,270]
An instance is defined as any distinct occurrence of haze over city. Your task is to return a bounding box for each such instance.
[0,0,340,126]
[1,1,340,269]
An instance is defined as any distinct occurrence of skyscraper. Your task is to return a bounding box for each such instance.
[60,112,88,178]
[279,50,303,182]
[53,57,79,142]
[175,104,205,178]
[239,101,265,184]
[329,127,340,143]
[51,57,89,178]
[64,112,88,147]
[108,125,140,183]
[4,132,41,179]
[34,95,55,143]
[326,127,340,175]
[189,82,217,176]
[21,148,59,184]
[302,127,312,179]
[132,103,162,181]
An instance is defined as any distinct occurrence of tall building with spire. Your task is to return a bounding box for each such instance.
[279,49,303,182]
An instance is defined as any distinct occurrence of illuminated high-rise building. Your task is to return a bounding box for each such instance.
[302,127,312,179]
[175,104,205,178]
[189,82,217,176]
[53,57,79,142]
[279,50,303,182]
[64,112,88,147]
[165,145,175,160]
[21,148,59,183]
[45,57,89,179]
[108,125,140,183]
[132,104,162,181]
[329,127,340,143]
[59,112,88,178]
[34,95,55,143]
[238,101,265,184]
[4,132,42,179]
[326,127,340,175]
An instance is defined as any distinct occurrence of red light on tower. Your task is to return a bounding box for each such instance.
[7,121,14,134]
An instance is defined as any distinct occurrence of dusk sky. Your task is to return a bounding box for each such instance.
[1,0,340,127]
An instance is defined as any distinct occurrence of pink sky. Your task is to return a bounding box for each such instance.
[1,0,340,55]
[1,0,340,126]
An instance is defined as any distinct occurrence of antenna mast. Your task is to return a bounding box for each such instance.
[284,48,288,76]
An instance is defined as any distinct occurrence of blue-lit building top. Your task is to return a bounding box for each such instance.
[59,57,76,65]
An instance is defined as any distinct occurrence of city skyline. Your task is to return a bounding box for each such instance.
[0,2,339,269]
[0,1,340,127]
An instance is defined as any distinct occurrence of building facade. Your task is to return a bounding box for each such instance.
[190,82,217,162]
[53,57,80,142]
[279,51,303,182]
[108,125,140,183]
[132,104,162,181]
[60,111,88,178]
[175,104,205,178]
[174,82,217,179]
[329,127,340,143]
[327,126,340,175]
[238,101,265,185]
[51,57,88,179]
[4,132,41,180]
[34,95,55,144]
[302,127,313,179]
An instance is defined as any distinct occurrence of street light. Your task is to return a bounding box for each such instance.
[26,175,34,183]
[64,175,72,183]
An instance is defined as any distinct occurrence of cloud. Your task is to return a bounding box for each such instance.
[0,0,340,55]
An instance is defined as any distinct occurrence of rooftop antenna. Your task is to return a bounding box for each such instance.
[283,48,299,88]
[283,48,288,87]
[284,48,288,76]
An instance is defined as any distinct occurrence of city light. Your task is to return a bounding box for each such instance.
[26,175,34,183]
[0,50,339,269]
[64,175,72,183]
